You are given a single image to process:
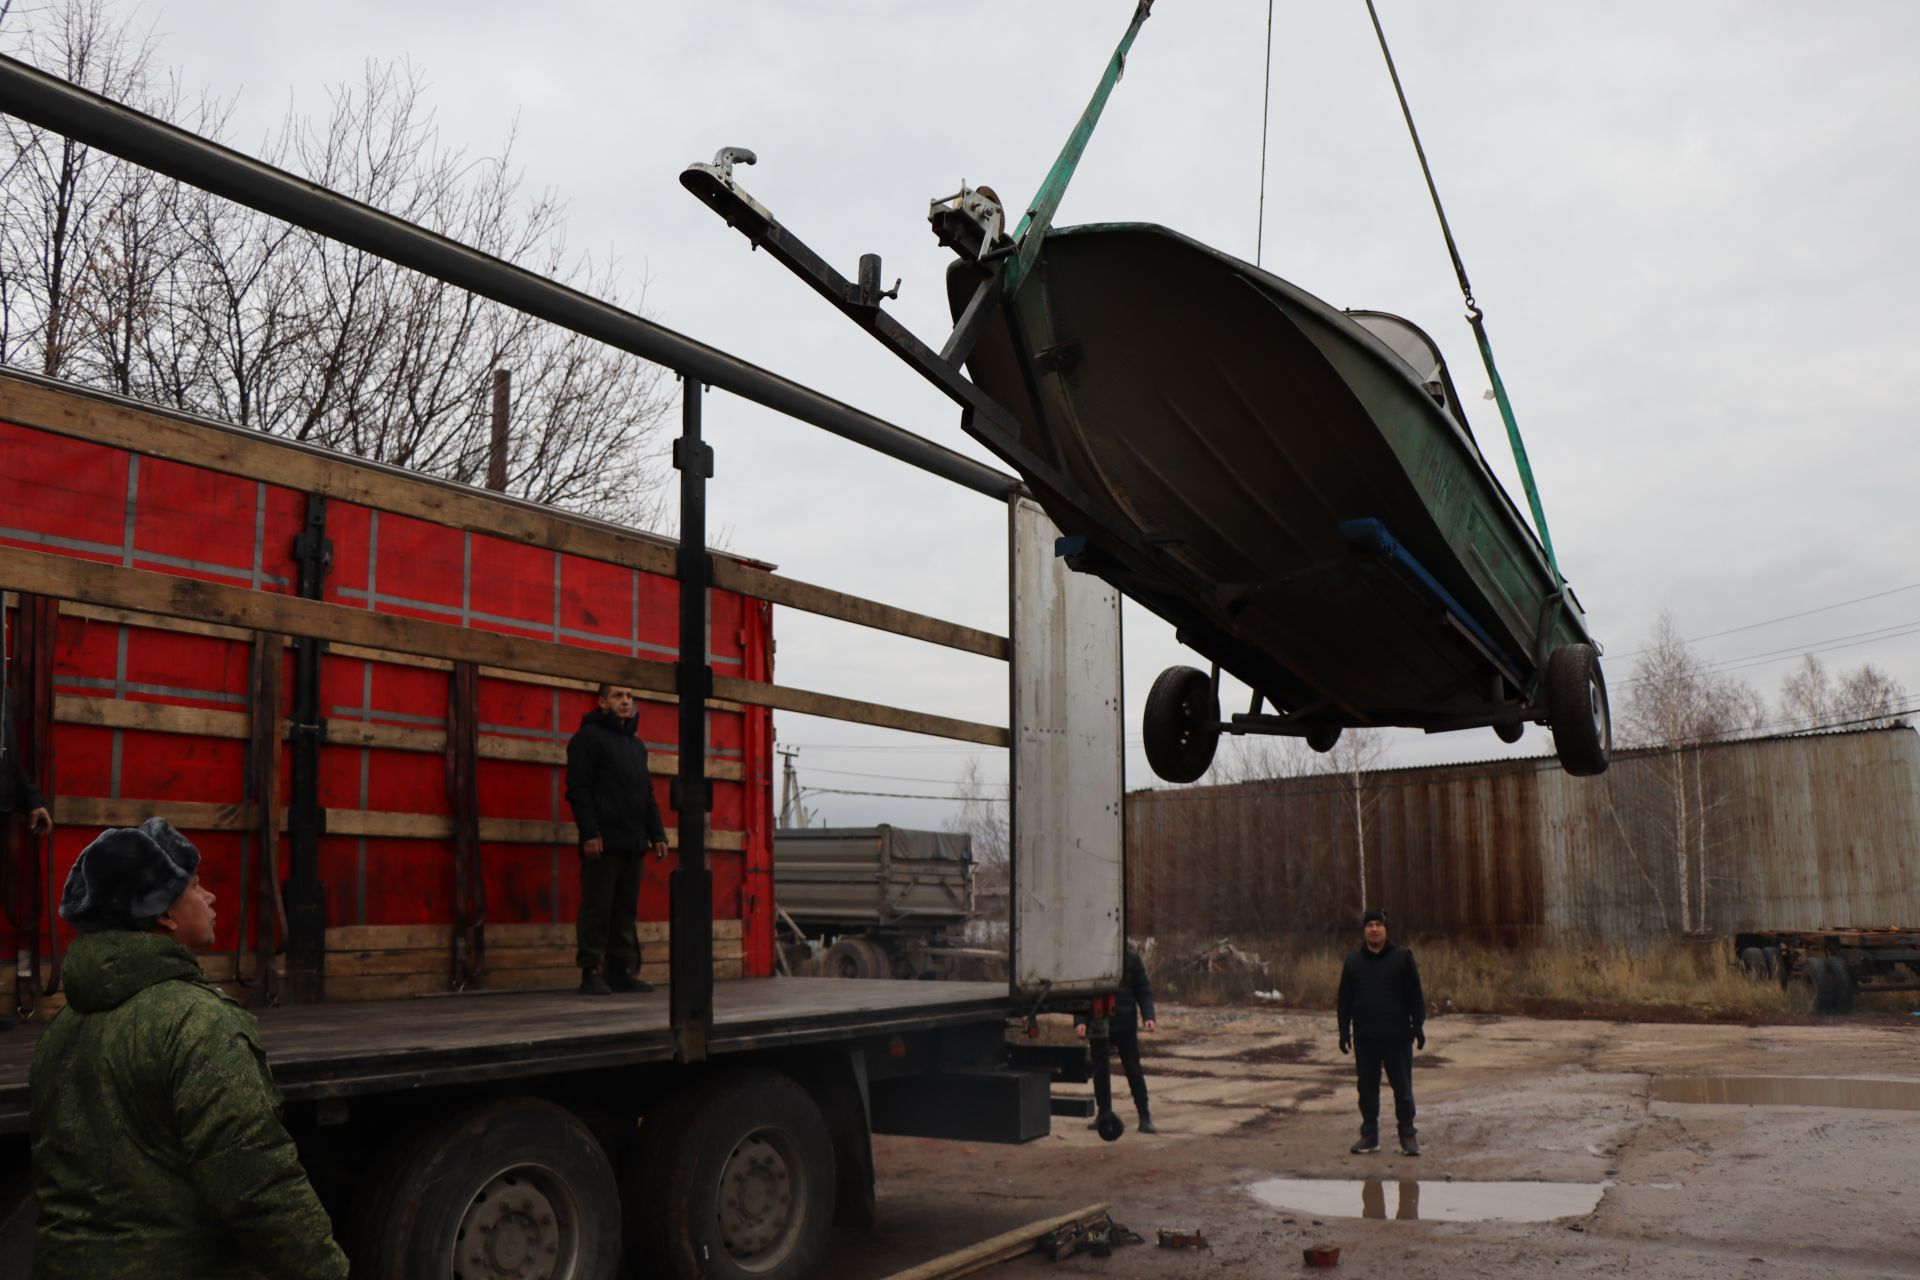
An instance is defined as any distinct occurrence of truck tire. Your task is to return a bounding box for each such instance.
[1738,946,1766,980]
[625,1069,835,1280]
[825,938,879,979]
[1143,665,1219,783]
[1547,644,1611,776]
[348,1097,621,1280]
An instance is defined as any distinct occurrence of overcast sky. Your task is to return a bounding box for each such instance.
[30,1,1920,826]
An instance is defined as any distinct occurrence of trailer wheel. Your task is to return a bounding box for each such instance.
[349,1097,620,1280]
[626,1069,835,1280]
[1547,644,1611,776]
[1738,946,1766,980]
[1823,957,1856,1015]
[1143,665,1219,783]
[1306,723,1343,754]
[1762,946,1783,981]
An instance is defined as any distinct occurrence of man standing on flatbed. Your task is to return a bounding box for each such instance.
[566,682,669,995]
[30,818,349,1278]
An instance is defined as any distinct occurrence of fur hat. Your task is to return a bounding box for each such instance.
[59,817,202,933]
[1361,907,1389,927]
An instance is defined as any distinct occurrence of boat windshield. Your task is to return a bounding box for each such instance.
[1346,310,1473,438]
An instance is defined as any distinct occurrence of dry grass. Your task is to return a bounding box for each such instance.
[1143,933,1835,1021]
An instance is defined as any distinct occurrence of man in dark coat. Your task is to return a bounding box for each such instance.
[564,682,669,995]
[1336,907,1426,1156]
[1076,946,1160,1133]
[30,817,349,1278]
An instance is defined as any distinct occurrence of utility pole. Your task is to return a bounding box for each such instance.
[777,745,809,829]
[487,368,511,491]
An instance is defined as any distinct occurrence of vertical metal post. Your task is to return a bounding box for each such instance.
[670,378,714,1061]
[286,495,331,1002]
[488,368,511,492]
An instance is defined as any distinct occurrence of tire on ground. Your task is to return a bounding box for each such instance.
[347,1097,620,1280]
[624,1068,836,1280]
[1762,946,1783,981]
[1738,946,1765,980]
[1142,665,1220,783]
[1547,643,1611,776]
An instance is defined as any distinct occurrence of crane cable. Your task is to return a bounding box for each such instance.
[1363,0,1564,585]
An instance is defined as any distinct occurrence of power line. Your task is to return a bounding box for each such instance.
[803,785,1001,803]
[801,764,1009,786]
[1610,579,1920,661]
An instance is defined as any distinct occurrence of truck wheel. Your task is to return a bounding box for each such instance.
[1738,947,1765,980]
[349,1097,620,1280]
[1547,644,1611,777]
[626,1069,835,1280]
[824,939,879,979]
[1143,665,1219,783]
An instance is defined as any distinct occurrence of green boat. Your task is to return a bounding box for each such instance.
[946,222,1610,781]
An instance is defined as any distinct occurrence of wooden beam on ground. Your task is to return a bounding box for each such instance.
[879,1204,1111,1280]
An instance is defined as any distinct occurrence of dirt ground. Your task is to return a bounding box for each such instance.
[826,1005,1920,1279]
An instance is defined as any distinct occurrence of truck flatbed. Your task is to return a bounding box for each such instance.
[0,978,1017,1134]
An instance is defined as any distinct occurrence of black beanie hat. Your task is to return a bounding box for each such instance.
[59,817,202,933]
[1361,907,1388,926]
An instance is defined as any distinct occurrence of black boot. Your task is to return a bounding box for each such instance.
[606,964,654,994]
[579,967,612,995]
[1136,1110,1158,1135]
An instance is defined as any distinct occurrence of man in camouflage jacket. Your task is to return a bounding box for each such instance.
[29,817,348,1279]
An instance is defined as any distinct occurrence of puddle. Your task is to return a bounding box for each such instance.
[1247,1177,1605,1223]
[1652,1076,1920,1111]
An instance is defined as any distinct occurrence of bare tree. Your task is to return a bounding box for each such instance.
[944,755,1009,882]
[2,3,673,527]
[1616,611,1766,932]
[1779,655,1908,731]
[1325,729,1390,913]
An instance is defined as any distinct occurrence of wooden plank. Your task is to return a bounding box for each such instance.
[879,1204,1111,1280]
[54,797,254,831]
[55,694,251,739]
[711,673,1009,747]
[0,545,681,695]
[320,956,743,1002]
[324,919,743,951]
[317,718,742,780]
[710,558,1008,661]
[323,939,744,978]
[0,373,681,576]
[9,548,998,744]
[60,599,254,643]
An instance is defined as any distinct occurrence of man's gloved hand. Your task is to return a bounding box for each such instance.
[1415,1030,1426,1051]
[1338,1035,1351,1055]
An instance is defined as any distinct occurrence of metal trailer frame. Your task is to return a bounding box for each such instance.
[0,52,1128,1052]
[1734,928,1920,1014]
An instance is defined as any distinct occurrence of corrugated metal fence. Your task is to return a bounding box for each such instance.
[1126,727,1920,942]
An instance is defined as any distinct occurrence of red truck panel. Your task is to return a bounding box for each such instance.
[1,412,775,986]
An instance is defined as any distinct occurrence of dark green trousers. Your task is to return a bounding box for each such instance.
[576,849,643,971]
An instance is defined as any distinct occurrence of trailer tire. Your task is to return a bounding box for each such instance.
[1547,644,1611,776]
[349,1097,620,1280]
[625,1069,835,1280]
[1143,665,1219,783]
[1762,946,1783,980]
[1823,957,1855,1015]
[1738,946,1766,980]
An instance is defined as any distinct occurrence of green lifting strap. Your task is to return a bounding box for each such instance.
[1005,0,1156,298]
[1363,0,1563,585]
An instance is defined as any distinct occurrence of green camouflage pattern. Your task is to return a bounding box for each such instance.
[29,930,349,1279]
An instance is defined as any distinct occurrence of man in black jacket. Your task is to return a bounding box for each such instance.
[1336,907,1426,1156]
[1076,946,1159,1133]
[564,683,668,995]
